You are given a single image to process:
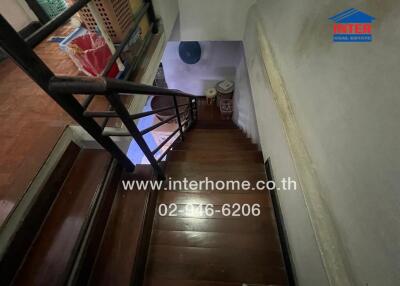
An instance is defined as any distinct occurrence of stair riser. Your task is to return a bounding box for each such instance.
[167,152,263,163]
[0,143,80,286]
[182,137,251,145]
[166,163,265,173]
[174,143,257,151]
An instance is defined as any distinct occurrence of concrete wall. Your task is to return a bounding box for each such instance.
[245,0,400,285]
[243,7,330,285]
[177,0,256,41]
[152,0,179,40]
[161,41,242,95]
[0,0,37,31]
[232,46,259,144]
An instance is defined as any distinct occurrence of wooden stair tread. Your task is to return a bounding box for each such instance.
[145,258,286,285]
[194,120,238,129]
[157,191,272,206]
[185,130,244,137]
[191,129,242,134]
[174,142,258,151]
[167,150,263,163]
[88,165,155,286]
[165,161,265,173]
[145,101,288,285]
[146,279,286,286]
[165,171,267,183]
[154,213,277,234]
[13,149,111,286]
[149,245,284,274]
[182,136,251,144]
[152,230,281,250]
[0,142,81,285]
[154,216,277,233]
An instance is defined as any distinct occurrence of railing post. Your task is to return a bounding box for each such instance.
[189,98,195,126]
[105,93,165,180]
[173,95,184,141]
[143,0,158,33]
[194,98,198,120]
[25,0,50,24]
[0,15,135,172]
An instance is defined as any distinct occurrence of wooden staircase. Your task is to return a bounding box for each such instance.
[144,102,288,286]
[0,101,289,286]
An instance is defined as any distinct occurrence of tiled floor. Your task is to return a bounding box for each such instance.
[0,23,109,226]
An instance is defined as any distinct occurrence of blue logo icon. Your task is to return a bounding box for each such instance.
[329,8,375,42]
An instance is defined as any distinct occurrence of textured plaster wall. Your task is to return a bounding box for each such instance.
[246,0,400,285]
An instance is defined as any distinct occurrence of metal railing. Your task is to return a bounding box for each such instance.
[0,1,198,180]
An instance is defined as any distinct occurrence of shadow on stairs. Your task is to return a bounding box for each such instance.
[0,100,289,286]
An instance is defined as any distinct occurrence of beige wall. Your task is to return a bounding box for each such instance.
[177,0,256,41]
[152,0,179,40]
[1,0,37,31]
[245,0,400,285]
[243,7,330,285]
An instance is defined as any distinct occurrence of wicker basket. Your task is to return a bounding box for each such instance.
[38,0,68,19]
[77,0,150,43]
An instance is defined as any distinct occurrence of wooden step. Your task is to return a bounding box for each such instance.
[174,141,258,151]
[165,162,265,174]
[167,150,264,163]
[0,142,81,285]
[157,191,272,207]
[165,171,267,183]
[70,161,123,285]
[145,279,286,286]
[151,230,281,251]
[182,136,251,145]
[191,128,242,134]
[154,204,271,219]
[185,131,246,139]
[12,149,111,286]
[148,245,285,276]
[88,166,156,286]
[194,120,237,129]
[145,246,286,284]
[154,216,276,233]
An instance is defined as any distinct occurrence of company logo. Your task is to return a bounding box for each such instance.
[329,8,375,42]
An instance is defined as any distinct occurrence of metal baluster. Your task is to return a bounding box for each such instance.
[105,92,165,180]
[0,15,135,172]
[189,98,194,126]
[173,95,184,141]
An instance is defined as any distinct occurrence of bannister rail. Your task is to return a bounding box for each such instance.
[0,2,197,284]
[26,0,92,47]
[49,75,198,179]
[49,76,196,97]
[0,1,198,180]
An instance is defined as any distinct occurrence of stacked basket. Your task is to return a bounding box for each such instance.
[77,0,150,43]
[38,0,68,18]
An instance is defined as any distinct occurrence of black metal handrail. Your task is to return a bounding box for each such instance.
[0,1,198,180]
[0,2,196,285]
[49,76,196,97]
[27,0,92,47]
[49,75,198,179]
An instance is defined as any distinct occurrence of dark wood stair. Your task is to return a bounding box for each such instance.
[144,103,289,286]
[1,100,289,286]
[12,149,112,286]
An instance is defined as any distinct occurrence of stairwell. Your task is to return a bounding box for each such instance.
[2,100,288,286]
[144,100,288,285]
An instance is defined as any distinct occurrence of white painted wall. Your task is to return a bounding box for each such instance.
[232,46,259,144]
[152,0,179,40]
[243,7,330,285]
[177,0,256,41]
[0,0,37,31]
[244,0,400,285]
[161,41,241,95]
